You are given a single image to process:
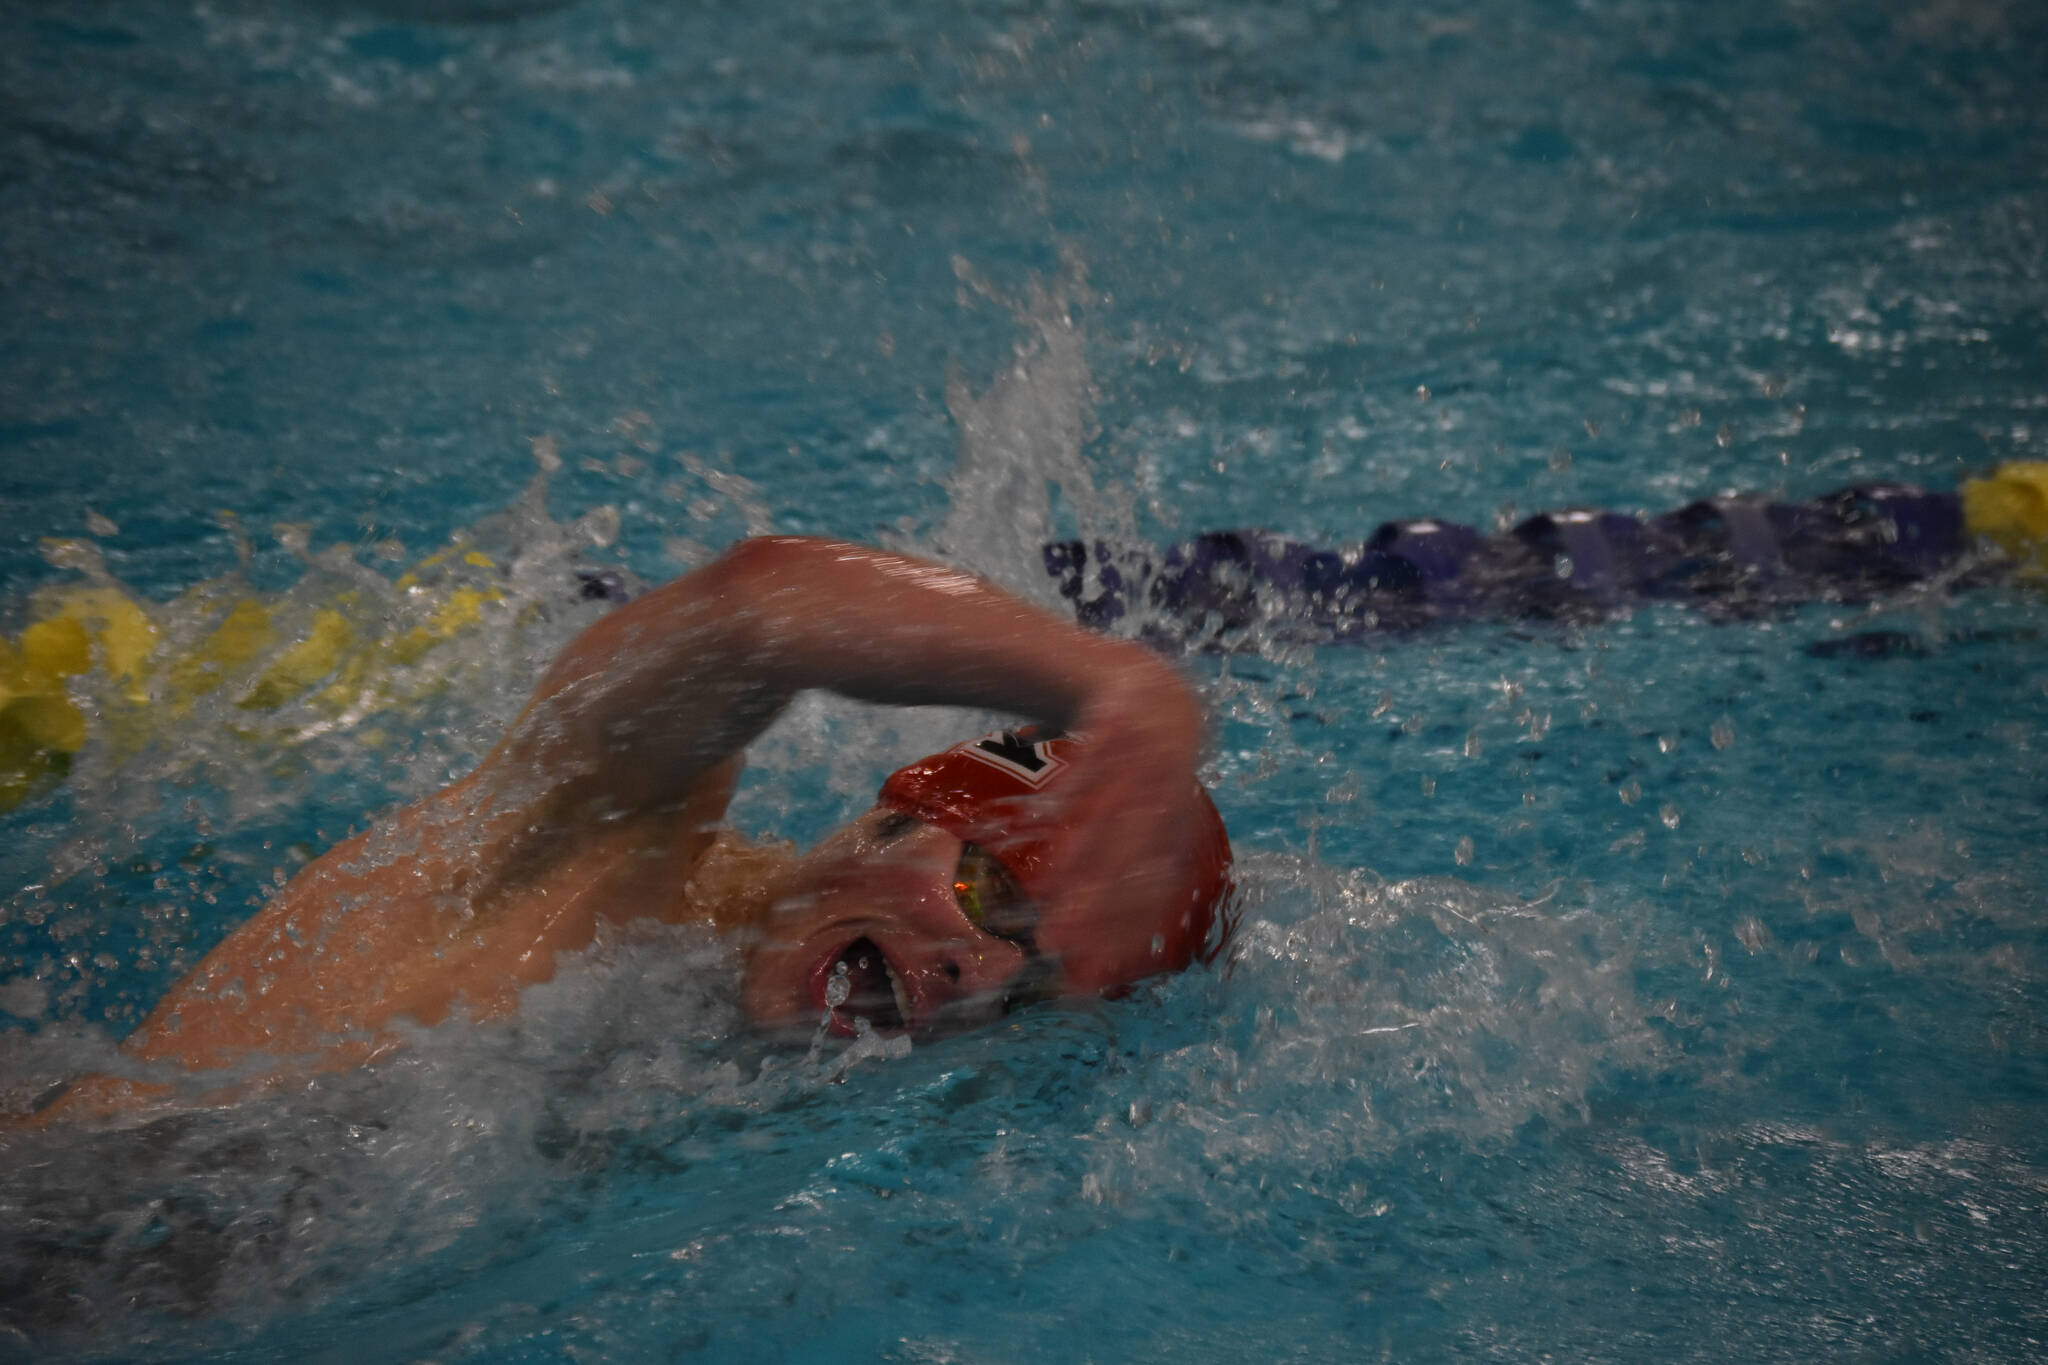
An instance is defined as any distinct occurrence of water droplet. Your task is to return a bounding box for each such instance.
[1554,554,1575,580]
[41,538,102,573]
[576,504,621,548]
[1454,836,1474,866]
[1660,803,1681,830]
[1619,779,1641,806]
[1464,729,1483,760]
[1711,716,1734,750]
[85,510,119,537]
[824,960,850,1008]
[1420,775,1436,797]
[1657,734,1677,755]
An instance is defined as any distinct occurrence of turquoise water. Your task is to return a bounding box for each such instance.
[3,1,2047,1360]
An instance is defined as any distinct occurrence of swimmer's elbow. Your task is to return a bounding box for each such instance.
[703,535,862,598]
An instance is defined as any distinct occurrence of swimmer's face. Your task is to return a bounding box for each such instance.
[739,807,1063,1040]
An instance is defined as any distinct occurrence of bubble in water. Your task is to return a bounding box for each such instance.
[1711,716,1735,750]
[0,976,49,1018]
[1660,803,1682,830]
[1734,915,1773,953]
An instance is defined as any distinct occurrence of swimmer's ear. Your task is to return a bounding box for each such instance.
[870,809,919,842]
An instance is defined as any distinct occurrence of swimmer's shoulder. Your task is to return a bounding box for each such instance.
[667,829,795,937]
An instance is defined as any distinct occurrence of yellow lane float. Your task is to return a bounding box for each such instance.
[1961,460,2048,576]
[1,542,511,811]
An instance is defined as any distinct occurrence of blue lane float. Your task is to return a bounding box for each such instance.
[1042,476,2034,645]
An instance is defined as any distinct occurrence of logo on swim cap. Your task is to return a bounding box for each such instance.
[876,727,1234,980]
[957,729,1071,786]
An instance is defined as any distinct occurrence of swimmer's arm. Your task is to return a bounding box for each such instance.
[479,535,1199,839]
[470,536,1207,990]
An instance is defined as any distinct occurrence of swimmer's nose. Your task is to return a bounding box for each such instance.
[856,832,1030,1022]
[935,935,1028,1001]
[882,919,1028,1027]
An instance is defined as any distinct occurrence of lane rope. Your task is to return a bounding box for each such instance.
[5,463,2044,811]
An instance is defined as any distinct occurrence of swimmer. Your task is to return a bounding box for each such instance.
[30,537,1231,1124]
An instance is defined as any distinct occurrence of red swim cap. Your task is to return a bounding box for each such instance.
[876,727,1234,981]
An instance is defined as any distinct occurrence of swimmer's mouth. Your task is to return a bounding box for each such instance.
[822,937,911,1038]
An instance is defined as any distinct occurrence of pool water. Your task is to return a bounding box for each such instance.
[4,0,2047,1360]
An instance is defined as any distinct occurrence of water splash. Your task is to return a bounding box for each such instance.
[931,250,1122,598]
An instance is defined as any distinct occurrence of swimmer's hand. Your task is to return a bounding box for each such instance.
[1030,658,1208,996]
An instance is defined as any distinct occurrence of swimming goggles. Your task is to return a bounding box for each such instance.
[951,842,1037,945]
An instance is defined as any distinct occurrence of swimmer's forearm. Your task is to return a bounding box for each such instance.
[720,537,1177,723]
[489,536,1196,819]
